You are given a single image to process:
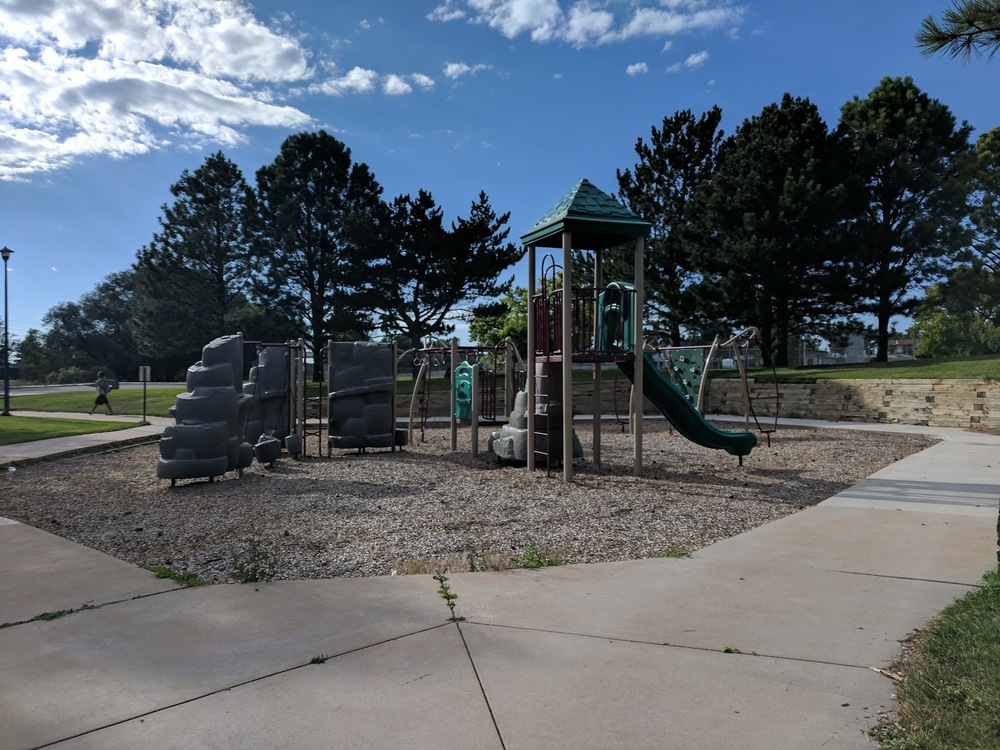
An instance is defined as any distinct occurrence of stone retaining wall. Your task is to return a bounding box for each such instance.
[705,378,1000,430]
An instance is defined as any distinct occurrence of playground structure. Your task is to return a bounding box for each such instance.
[154,178,773,484]
[651,327,779,446]
[404,338,528,453]
[156,334,307,486]
[515,178,759,482]
[326,341,407,453]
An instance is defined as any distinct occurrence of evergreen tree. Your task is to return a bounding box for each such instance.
[840,76,972,362]
[615,107,724,344]
[970,127,1000,272]
[254,131,384,379]
[375,190,523,349]
[917,0,1000,60]
[130,262,211,379]
[469,285,529,355]
[14,329,52,382]
[688,94,853,366]
[41,270,139,379]
[137,151,260,333]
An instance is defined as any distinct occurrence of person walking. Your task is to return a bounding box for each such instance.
[88,371,114,415]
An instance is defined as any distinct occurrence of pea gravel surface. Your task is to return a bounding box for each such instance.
[0,422,933,583]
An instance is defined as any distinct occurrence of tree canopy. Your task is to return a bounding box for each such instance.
[137,151,260,333]
[374,189,523,349]
[615,107,724,344]
[917,0,1000,60]
[840,76,972,362]
[687,94,853,366]
[254,130,385,378]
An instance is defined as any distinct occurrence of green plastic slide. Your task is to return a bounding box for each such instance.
[618,353,757,457]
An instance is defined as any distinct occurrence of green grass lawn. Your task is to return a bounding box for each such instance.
[711,354,1000,381]
[9,387,185,418]
[875,570,1000,749]
[0,415,140,446]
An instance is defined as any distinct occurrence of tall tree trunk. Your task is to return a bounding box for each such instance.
[875,297,891,363]
[311,330,325,383]
[773,319,790,368]
[669,321,682,347]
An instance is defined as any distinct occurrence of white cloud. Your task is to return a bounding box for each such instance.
[561,2,614,46]
[470,0,563,42]
[411,73,436,89]
[666,50,710,73]
[383,74,412,95]
[0,0,314,180]
[312,66,379,96]
[444,62,491,79]
[427,2,467,23]
[428,1,745,47]
[684,50,709,68]
[626,62,648,76]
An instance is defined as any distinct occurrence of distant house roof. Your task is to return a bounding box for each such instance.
[520,178,651,249]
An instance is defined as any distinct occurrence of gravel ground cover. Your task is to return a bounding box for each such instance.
[0,422,932,583]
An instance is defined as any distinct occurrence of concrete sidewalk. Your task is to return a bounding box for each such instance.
[0,422,997,749]
[0,412,171,464]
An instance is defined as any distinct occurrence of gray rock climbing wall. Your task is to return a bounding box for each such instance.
[327,341,406,451]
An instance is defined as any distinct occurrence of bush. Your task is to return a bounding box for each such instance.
[45,366,95,385]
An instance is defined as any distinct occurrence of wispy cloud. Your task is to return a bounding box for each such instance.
[666,50,710,73]
[0,0,314,180]
[412,73,435,90]
[427,0,745,47]
[626,62,649,76]
[312,66,379,95]
[444,62,492,79]
[383,74,412,96]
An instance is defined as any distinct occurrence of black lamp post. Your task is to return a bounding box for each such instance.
[1,246,11,417]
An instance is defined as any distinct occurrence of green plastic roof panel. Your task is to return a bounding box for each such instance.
[520,178,651,249]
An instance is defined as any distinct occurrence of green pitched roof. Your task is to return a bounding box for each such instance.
[520,178,651,249]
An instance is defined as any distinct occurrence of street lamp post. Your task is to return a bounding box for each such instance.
[1,246,12,417]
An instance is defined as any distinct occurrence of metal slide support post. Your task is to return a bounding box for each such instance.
[450,337,458,451]
[470,363,480,456]
[1,246,11,417]
[633,235,644,477]
[526,244,537,472]
[592,247,603,468]
[391,341,398,452]
[698,336,720,413]
[504,340,514,420]
[298,339,307,439]
[409,362,427,446]
[562,231,573,482]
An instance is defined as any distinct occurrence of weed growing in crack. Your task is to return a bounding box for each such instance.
[310,654,331,664]
[518,541,565,569]
[230,535,277,583]
[433,571,465,622]
[659,547,691,558]
[151,565,208,586]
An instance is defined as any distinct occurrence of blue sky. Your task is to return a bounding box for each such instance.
[0,0,995,343]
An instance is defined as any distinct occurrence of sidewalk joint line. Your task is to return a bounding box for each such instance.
[25,622,451,750]
[456,622,506,750]
[825,569,983,588]
[0,584,192,630]
[463,620,880,671]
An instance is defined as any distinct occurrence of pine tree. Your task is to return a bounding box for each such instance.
[689,94,854,366]
[840,77,972,362]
